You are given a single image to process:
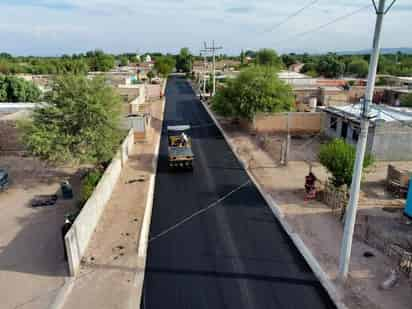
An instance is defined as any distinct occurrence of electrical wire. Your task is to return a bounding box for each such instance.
[274,3,372,45]
[262,0,319,34]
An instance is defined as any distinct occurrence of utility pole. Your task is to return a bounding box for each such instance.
[200,49,208,95]
[338,0,396,281]
[204,41,223,96]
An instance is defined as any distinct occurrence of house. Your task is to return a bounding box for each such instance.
[322,103,412,160]
[383,88,412,106]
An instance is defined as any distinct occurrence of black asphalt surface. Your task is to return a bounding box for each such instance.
[141,76,336,309]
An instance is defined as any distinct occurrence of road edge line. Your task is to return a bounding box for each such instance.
[189,81,347,309]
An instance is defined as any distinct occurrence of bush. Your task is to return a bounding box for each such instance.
[80,169,103,205]
[319,139,374,187]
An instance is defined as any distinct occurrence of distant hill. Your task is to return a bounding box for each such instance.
[337,47,412,55]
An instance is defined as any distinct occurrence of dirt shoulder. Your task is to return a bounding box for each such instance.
[61,98,164,309]
[0,156,81,309]
[215,118,412,309]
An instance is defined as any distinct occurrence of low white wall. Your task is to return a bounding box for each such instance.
[65,129,134,276]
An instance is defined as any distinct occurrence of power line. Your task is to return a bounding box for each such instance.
[274,3,372,45]
[262,0,319,34]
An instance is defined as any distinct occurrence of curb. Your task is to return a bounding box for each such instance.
[48,277,75,309]
[130,78,167,309]
[191,81,347,309]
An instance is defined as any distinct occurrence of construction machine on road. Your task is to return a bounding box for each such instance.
[167,125,194,170]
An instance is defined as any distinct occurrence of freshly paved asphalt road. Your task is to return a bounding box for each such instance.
[141,76,336,309]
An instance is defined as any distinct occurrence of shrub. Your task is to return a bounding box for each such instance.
[319,139,374,187]
[80,169,103,205]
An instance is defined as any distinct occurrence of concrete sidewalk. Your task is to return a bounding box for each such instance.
[59,99,164,309]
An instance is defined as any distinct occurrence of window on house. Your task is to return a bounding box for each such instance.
[352,128,359,141]
[330,116,337,130]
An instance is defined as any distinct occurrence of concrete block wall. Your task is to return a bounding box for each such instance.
[372,121,412,160]
[252,112,324,134]
[65,129,134,276]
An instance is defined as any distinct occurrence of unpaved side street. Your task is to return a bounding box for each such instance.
[61,98,164,309]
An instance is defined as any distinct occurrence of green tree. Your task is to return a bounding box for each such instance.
[176,48,192,73]
[255,49,282,69]
[347,59,369,78]
[319,139,374,187]
[401,93,412,107]
[154,56,175,77]
[211,66,294,120]
[119,56,129,67]
[86,50,115,72]
[317,57,345,78]
[240,50,245,65]
[281,54,297,68]
[147,70,155,82]
[0,75,41,102]
[20,75,122,164]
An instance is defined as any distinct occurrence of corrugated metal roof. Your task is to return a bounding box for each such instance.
[327,103,412,122]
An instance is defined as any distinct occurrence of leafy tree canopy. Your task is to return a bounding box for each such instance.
[20,75,122,164]
[176,48,192,73]
[0,75,42,102]
[154,56,176,77]
[401,93,412,107]
[255,49,282,69]
[319,139,374,187]
[347,59,369,78]
[211,66,294,120]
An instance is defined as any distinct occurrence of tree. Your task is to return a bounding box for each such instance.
[20,75,122,164]
[281,54,297,68]
[86,50,115,72]
[347,59,369,78]
[255,49,282,69]
[119,56,129,67]
[147,70,155,82]
[154,56,175,77]
[319,139,374,187]
[240,50,245,65]
[317,57,345,78]
[402,93,412,107]
[176,48,192,73]
[211,66,294,120]
[0,75,41,102]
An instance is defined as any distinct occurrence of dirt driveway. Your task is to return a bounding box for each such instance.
[0,155,81,309]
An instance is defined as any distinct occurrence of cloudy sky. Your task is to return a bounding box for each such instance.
[0,0,411,56]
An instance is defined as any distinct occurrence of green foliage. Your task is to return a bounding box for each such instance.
[211,66,294,120]
[255,49,282,69]
[86,50,115,72]
[347,59,369,78]
[176,48,192,73]
[154,56,176,77]
[317,56,345,78]
[281,54,297,67]
[80,168,103,205]
[402,93,412,107]
[0,75,41,102]
[20,75,122,164]
[118,56,129,67]
[147,70,155,81]
[319,139,374,187]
